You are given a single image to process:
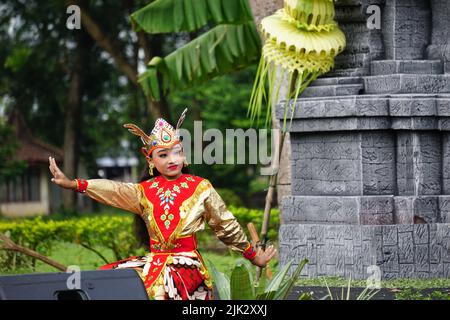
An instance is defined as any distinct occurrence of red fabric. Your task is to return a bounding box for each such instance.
[98,256,138,270]
[243,243,257,260]
[150,235,197,253]
[170,265,205,300]
[140,174,203,242]
[75,179,88,193]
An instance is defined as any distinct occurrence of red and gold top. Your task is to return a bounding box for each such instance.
[82,173,256,298]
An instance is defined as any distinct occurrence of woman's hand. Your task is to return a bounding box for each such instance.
[48,156,75,190]
[250,245,277,268]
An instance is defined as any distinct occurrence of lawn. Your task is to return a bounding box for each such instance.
[0,240,276,278]
[2,240,450,300]
[3,239,449,290]
[295,276,450,290]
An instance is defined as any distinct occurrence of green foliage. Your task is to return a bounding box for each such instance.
[215,188,244,207]
[0,215,140,272]
[207,260,231,300]
[132,0,261,101]
[0,205,279,272]
[323,277,379,300]
[228,205,280,241]
[260,259,308,300]
[131,0,254,33]
[0,1,152,179]
[209,258,309,300]
[4,47,32,72]
[395,288,450,300]
[0,121,26,181]
[138,22,261,101]
[295,275,450,290]
[230,259,255,299]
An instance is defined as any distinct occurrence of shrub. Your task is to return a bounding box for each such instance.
[0,205,281,272]
[228,205,280,241]
[0,215,141,272]
[215,188,244,207]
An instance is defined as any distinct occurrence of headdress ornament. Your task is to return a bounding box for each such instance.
[124,108,188,158]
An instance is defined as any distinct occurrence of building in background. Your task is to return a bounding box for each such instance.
[0,111,63,217]
[96,153,139,183]
[0,112,140,218]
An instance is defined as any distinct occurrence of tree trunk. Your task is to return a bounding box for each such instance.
[0,234,67,272]
[67,0,171,123]
[144,34,172,123]
[62,25,92,210]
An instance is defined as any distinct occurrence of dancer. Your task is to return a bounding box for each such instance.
[48,108,276,300]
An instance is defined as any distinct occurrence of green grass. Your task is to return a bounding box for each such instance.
[1,240,277,278]
[395,288,450,300]
[0,242,117,275]
[295,276,450,289]
[3,240,449,299]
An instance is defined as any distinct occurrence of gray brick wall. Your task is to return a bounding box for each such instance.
[427,1,450,66]
[279,224,450,279]
[277,0,450,279]
[383,0,431,60]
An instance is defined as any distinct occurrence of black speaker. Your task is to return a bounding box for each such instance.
[0,269,149,300]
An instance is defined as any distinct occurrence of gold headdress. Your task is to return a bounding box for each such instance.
[124,108,188,158]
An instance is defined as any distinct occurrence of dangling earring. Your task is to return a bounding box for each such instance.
[149,163,154,176]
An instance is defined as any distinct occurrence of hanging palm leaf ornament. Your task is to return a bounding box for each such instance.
[248,0,346,129]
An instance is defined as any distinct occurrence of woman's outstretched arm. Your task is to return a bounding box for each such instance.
[48,156,143,215]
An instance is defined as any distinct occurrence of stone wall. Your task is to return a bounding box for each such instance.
[278,0,450,279]
[279,223,450,279]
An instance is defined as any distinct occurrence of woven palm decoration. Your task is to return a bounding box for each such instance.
[248,0,346,129]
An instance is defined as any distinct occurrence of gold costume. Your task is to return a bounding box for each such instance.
[86,174,255,300]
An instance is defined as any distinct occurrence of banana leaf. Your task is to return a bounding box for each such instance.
[230,260,255,300]
[131,0,254,33]
[256,290,277,300]
[264,260,293,292]
[273,258,308,300]
[138,22,261,101]
[207,259,231,300]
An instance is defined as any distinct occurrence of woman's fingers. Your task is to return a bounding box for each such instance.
[49,157,58,174]
[255,245,277,266]
[49,157,55,175]
[51,157,59,173]
[264,246,276,262]
[51,157,63,177]
[49,157,64,182]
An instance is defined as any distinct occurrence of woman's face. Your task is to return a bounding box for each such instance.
[149,143,185,180]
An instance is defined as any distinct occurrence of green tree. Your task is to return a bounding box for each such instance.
[0,121,26,182]
[0,1,175,210]
[131,0,261,101]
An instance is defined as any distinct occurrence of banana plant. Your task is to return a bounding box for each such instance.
[131,0,261,101]
[208,258,309,300]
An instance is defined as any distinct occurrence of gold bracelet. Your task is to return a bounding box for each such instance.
[73,179,78,191]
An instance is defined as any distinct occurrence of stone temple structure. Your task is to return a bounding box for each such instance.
[277,0,450,279]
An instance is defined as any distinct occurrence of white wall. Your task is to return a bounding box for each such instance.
[0,164,50,217]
